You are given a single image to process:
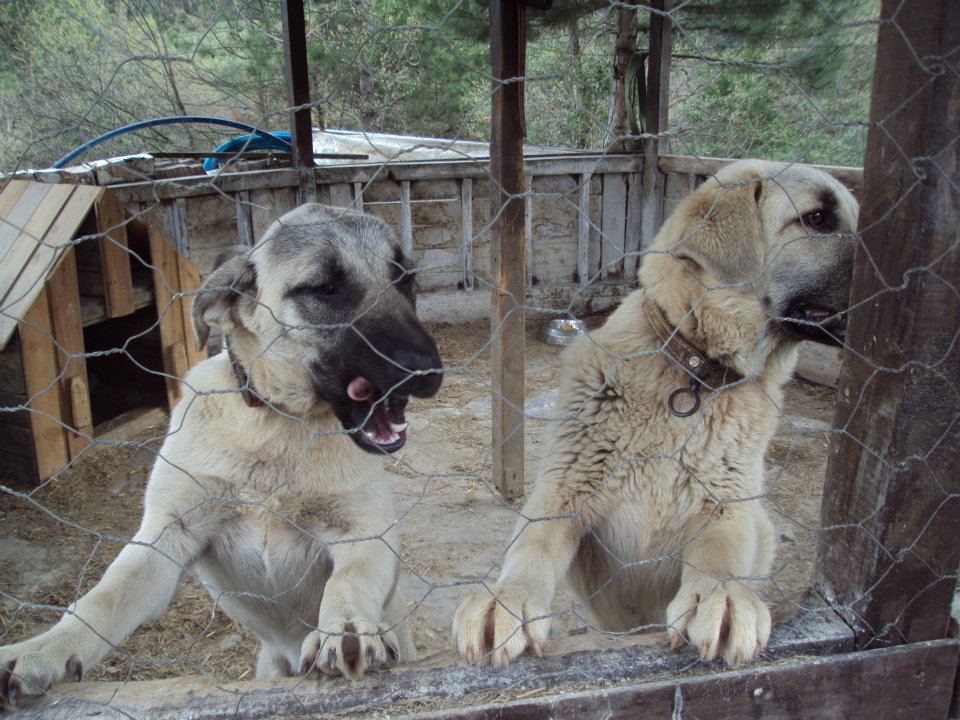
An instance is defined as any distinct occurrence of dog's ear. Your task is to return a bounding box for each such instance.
[191,248,257,351]
[672,171,765,286]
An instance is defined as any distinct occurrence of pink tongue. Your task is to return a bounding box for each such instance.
[347,376,374,401]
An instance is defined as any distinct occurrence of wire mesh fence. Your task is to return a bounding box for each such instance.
[0,0,957,717]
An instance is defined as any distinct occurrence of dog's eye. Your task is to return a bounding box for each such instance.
[312,284,337,297]
[802,210,826,229]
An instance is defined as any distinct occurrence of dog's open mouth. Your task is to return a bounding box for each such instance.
[346,376,409,453]
[781,302,847,347]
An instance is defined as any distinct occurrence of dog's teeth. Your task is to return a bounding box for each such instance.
[390,422,408,432]
[364,430,377,441]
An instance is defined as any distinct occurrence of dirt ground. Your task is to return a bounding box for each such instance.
[0,319,835,684]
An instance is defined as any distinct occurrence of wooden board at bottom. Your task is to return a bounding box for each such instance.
[432,639,959,720]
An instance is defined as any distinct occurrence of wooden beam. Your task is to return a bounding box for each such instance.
[94,192,135,318]
[489,0,526,500]
[234,191,254,247]
[432,641,959,720]
[639,0,672,248]
[622,171,643,279]
[814,0,960,648]
[19,290,69,482]
[42,601,857,718]
[45,247,91,458]
[280,0,316,203]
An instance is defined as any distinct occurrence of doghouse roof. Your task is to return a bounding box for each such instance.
[0,180,105,350]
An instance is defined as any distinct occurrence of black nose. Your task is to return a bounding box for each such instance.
[394,348,443,398]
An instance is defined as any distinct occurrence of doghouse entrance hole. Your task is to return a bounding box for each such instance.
[83,306,167,426]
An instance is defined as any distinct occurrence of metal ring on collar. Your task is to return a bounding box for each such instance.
[668,383,701,417]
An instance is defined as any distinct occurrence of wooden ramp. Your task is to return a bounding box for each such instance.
[0,180,205,485]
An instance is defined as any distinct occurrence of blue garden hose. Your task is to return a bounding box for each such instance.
[51,116,293,170]
[201,131,292,171]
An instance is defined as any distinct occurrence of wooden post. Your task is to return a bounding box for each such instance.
[461,178,474,290]
[639,0,672,248]
[813,0,960,648]
[489,0,526,500]
[281,0,316,204]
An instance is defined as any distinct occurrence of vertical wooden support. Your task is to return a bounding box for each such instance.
[20,291,69,480]
[814,0,960,648]
[576,173,591,287]
[46,247,91,457]
[400,181,414,255]
[461,178,474,290]
[639,0,672,248]
[281,0,316,203]
[94,192,135,318]
[489,0,526,499]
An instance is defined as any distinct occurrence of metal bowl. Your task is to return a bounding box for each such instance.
[541,318,586,346]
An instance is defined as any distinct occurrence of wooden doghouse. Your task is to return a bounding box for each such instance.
[0,180,205,485]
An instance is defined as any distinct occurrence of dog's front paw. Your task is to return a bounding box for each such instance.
[298,618,401,680]
[666,579,771,666]
[452,584,550,667]
[0,643,84,710]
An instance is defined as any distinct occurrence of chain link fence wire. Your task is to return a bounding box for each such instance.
[0,0,956,716]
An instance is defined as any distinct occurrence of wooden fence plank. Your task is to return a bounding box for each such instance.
[19,290,69,481]
[460,178,473,290]
[400,180,413,254]
[814,0,960,648]
[45,246,91,458]
[577,173,591,287]
[234,191,254,247]
[622,171,643,280]
[329,182,353,208]
[353,182,365,212]
[524,175,533,287]
[599,173,627,279]
[94,192,135,318]
[146,226,189,407]
[176,253,206,367]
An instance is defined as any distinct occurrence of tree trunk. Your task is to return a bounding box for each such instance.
[605,0,640,152]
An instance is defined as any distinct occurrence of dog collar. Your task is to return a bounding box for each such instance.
[226,345,264,408]
[640,291,743,417]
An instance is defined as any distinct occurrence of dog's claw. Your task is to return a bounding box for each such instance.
[531,640,542,658]
[465,646,475,664]
[500,649,510,668]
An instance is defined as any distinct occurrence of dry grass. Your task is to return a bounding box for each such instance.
[0,318,837,685]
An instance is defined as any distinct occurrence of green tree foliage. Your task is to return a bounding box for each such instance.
[0,0,878,171]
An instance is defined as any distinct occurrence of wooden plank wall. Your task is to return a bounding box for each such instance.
[107,156,864,309]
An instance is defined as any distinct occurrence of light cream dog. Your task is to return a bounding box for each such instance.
[453,160,858,667]
[1,204,443,708]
